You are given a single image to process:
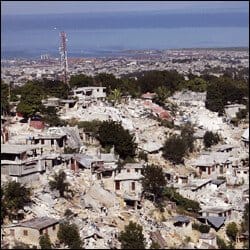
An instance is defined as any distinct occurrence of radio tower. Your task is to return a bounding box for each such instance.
[59,31,69,87]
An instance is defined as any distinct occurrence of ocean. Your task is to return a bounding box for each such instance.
[1,11,249,59]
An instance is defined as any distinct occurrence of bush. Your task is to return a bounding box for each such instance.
[64,208,74,217]
[199,224,210,233]
[203,131,220,148]
[192,222,200,231]
[160,119,174,129]
[150,241,161,249]
[64,147,79,154]
[192,222,210,233]
[39,233,52,249]
[217,236,228,249]
[226,222,238,241]
[163,187,200,213]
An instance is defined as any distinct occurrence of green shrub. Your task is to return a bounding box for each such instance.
[163,187,200,213]
[160,119,174,129]
[192,222,210,233]
[226,222,238,241]
[203,131,220,148]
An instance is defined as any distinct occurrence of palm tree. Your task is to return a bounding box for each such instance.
[109,88,122,105]
[49,170,70,197]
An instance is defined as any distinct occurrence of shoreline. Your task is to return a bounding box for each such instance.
[1,46,249,60]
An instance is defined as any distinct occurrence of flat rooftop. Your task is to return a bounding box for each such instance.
[16,217,59,230]
[1,144,43,154]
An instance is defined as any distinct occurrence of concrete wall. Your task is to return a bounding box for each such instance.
[235,169,249,184]
[5,224,59,247]
[8,159,45,176]
[17,173,40,184]
[199,237,217,248]
[115,179,142,198]
[179,182,213,200]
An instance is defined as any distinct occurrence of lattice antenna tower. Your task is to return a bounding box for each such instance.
[59,31,69,86]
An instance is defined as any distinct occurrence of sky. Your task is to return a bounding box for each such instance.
[1,1,249,15]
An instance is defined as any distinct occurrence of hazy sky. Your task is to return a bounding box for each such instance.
[2,1,249,15]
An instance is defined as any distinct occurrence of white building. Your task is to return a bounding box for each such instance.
[72,87,106,101]
[114,167,144,209]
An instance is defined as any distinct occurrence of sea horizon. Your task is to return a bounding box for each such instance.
[2,11,249,59]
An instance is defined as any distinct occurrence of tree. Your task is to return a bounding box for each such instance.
[98,121,137,159]
[205,76,248,113]
[203,131,220,148]
[49,170,70,198]
[154,86,170,105]
[120,77,140,97]
[118,221,146,249]
[57,222,82,249]
[39,233,52,249]
[1,81,10,115]
[226,222,238,241]
[108,88,122,105]
[69,74,94,88]
[42,106,66,127]
[186,77,207,92]
[42,79,69,99]
[162,134,187,164]
[16,81,44,117]
[142,164,166,200]
[95,73,120,94]
[181,122,195,153]
[3,181,31,219]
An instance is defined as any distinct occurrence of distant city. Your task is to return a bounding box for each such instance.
[1,1,249,250]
